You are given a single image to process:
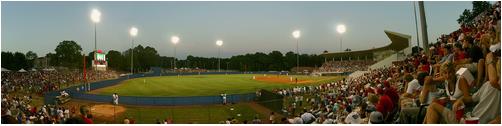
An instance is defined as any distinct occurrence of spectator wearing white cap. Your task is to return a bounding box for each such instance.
[369,111,384,124]
[345,107,363,124]
[345,112,363,124]
[300,109,316,124]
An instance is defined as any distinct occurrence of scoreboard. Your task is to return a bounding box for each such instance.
[93,50,108,71]
[96,53,106,61]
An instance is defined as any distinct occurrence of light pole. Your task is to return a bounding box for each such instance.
[90,9,101,54]
[292,30,300,74]
[90,9,100,73]
[129,27,138,78]
[88,9,100,91]
[337,24,346,52]
[419,1,430,55]
[413,2,420,50]
[216,40,223,72]
[171,36,180,71]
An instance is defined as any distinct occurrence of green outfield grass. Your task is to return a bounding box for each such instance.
[91,74,342,97]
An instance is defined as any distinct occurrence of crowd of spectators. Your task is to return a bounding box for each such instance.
[1,94,76,124]
[1,92,97,124]
[272,66,402,124]
[1,70,119,95]
[268,2,500,124]
[419,1,501,124]
[1,69,119,124]
[315,60,376,73]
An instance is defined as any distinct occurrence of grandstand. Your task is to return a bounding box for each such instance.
[321,30,411,62]
[315,30,411,76]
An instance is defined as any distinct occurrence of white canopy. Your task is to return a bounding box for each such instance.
[1,68,10,72]
[30,68,37,72]
[18,69,27,72]
[42,68,56,71]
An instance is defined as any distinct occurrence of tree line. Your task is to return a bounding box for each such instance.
[457,1,493,24]
[2,40,325,72]
[2,51,37,71]
[182,51,324,71]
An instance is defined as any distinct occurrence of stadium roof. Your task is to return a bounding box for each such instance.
[321,30,411,59]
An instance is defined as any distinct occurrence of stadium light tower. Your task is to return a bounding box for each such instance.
[129,27,138,78]
[90,9,101,53]
[337,24,346,52]
[292,30,301,74]
[171,36,180,70]
[216,40,223,72]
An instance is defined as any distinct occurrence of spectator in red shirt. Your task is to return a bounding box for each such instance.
[383,81,400,106]
[461,24,471,33]
[30,106,37,115]
[79,105,93,124]
[419,59,430,74]
[437,45,445,57]
[376,88,394,119]
[413,57,421,68]
[453,43,467,62]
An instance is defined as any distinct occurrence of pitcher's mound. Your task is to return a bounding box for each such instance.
[91,104,126,118]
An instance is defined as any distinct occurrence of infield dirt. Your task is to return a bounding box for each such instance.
[254,75,313,84]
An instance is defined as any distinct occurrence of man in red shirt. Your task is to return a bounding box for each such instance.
[383,81,400,106]
[420,64,430,75]
[80,105,93,124]
[454,43,467,62]
[376,88,394,119]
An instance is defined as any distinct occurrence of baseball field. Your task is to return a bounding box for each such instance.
[79,74,343,123]
[91,74,341,97]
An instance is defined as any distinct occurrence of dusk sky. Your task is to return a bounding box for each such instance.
[2,1,473,59]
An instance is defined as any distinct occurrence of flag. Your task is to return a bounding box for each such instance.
[83,54,87,82]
